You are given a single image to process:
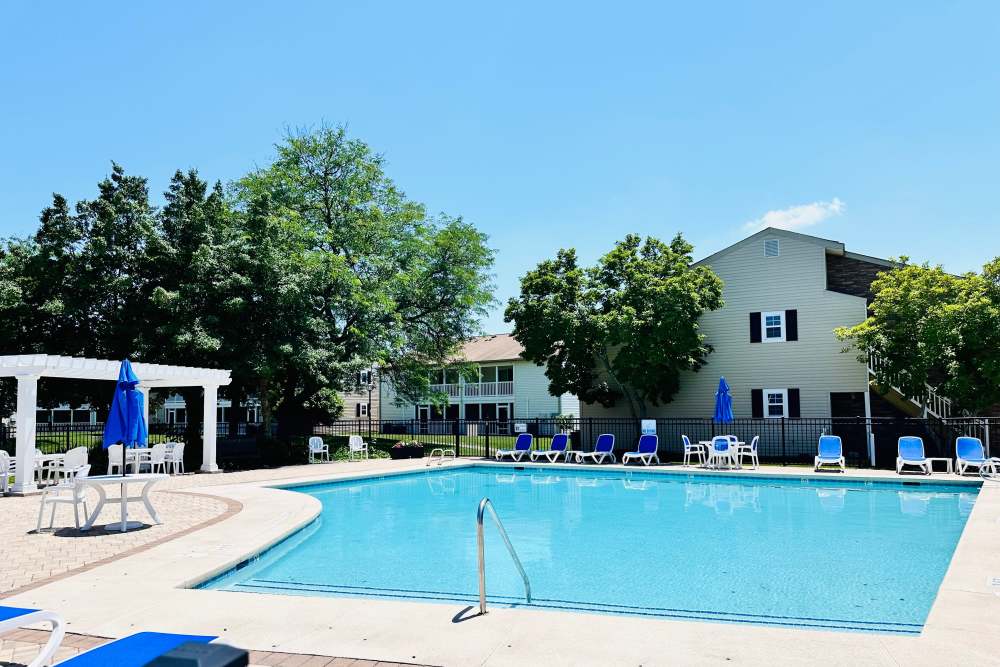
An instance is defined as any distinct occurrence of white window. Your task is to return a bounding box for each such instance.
[359,370,371,386]
[764,389,788,418]
[764,238,780,257]
[358,402,369,417]
[762,311,785,342]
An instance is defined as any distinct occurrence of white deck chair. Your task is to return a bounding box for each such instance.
[0,450,14,494]
[37,464,91,532]
[47,446,89,483]
[622,434,659,466]
[738,435,760,470]
[308,436,330,462]
[956,437,989,475]
[0,605,65,667]
[575,434,616,464]
[167,442,186,474]
[682,435,705,467]
[896,436,931,475]
[495,433,533,461]
[348,435,368,460]
[107,444,125,475]
[815,435,846,472]
[145,443,168,474]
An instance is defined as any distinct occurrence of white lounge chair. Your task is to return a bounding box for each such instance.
[896,436,931,475]
[814,435,845,472]
[956,436,989,475]
[575,434,616,464]
[495,433,533,461]
[682,435,705,467]
[347,435,368,460]
[37,464,91,532]
[0,605,65,667]
[529,433,572,462]
[622,434,659,466]
[738,435,760,469]
[308,436,330,462]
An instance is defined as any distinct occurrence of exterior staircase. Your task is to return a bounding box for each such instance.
[867,353,954,419]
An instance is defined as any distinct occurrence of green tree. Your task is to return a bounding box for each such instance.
[230,126,495,430]
[505,234,724,420]
[837,258,1000,413]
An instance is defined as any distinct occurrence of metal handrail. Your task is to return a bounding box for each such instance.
[477,497,531,614]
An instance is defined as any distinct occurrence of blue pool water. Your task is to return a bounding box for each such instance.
[202,466,978,633]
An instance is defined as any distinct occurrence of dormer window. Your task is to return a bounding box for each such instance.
[764,238,780,257]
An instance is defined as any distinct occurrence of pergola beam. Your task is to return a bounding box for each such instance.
[1,355,233,492]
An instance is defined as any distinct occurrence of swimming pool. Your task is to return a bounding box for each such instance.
[202,466,979,634]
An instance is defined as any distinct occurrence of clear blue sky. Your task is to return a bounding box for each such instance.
[2,2,998,332]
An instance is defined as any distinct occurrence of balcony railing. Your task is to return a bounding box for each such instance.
[429,381,514,398]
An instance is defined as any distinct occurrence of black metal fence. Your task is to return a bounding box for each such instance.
[3,416,996,470]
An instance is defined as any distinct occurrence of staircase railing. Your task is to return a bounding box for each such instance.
[867,353,954,419]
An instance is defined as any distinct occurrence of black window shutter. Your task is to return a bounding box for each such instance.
[751,389,764,418]
[788,388,801,418]
[749,312,762,343]
[356,403,361,417]
[785,309,798,341]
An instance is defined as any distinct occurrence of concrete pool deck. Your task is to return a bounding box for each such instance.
[3,459,999,666]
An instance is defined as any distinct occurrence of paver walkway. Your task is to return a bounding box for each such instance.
[0,459,421,597]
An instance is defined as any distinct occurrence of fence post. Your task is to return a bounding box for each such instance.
[781,418,786,466]
[65,425,70,453]
[455,419,461,456]
[484,427,490,460]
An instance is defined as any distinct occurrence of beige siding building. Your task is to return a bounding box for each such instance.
[380,334,580,422]
[582,228,889,421]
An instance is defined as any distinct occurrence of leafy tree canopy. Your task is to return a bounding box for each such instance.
[0,125,495,426]
[837,258,1000,413]
[504,233,723,420]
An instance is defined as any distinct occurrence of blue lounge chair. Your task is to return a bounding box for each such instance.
[956,436,990,476]
[814,435,845,472]
[59,631,216,666]
[495,433,533,462]
[0,605,65,667]
[575,434,616,464]
[896,436,931,475]
[529,432,572,462]
[622,434,659,466]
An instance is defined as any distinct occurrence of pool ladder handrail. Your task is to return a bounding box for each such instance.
[477,497,531,615]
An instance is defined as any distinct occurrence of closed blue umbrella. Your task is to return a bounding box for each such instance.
[103,359,147,469]
[714,376,734,424]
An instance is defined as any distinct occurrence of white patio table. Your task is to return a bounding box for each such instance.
[77,473,169,532]
[699,440,746,469]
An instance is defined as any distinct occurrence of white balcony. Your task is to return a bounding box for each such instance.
[464,381,514,397]
[429,383,461,398]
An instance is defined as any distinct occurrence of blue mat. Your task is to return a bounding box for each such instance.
[0,606,36,623]
[58,631,216,666]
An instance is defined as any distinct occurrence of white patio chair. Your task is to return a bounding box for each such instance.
[167,442,186,474]
[348,435,368,460]
[308,436,330,462]
[682,435,705,467]
[705,436,737,469]
[47,446,89,483]
[146,443,168,474]
[737,435,760,470]
[0,451,13,494]
[107,444,125,475]
[37,464,91,532]
[35,448,51,484]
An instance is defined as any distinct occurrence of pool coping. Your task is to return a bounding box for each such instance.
[6,459,999,666]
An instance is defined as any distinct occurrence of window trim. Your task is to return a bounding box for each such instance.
[762,311,786,342]
[764,388,788,419]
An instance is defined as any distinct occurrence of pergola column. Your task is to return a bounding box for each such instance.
[12,373,40,495]
[201,384,220,473]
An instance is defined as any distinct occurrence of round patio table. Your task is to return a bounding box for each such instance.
[76,473,169,532]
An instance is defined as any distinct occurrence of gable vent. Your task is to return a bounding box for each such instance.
[764,238,780,257]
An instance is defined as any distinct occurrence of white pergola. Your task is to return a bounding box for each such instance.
[1,354,232,494]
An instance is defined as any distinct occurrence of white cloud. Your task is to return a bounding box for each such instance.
[743,198,845,232]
